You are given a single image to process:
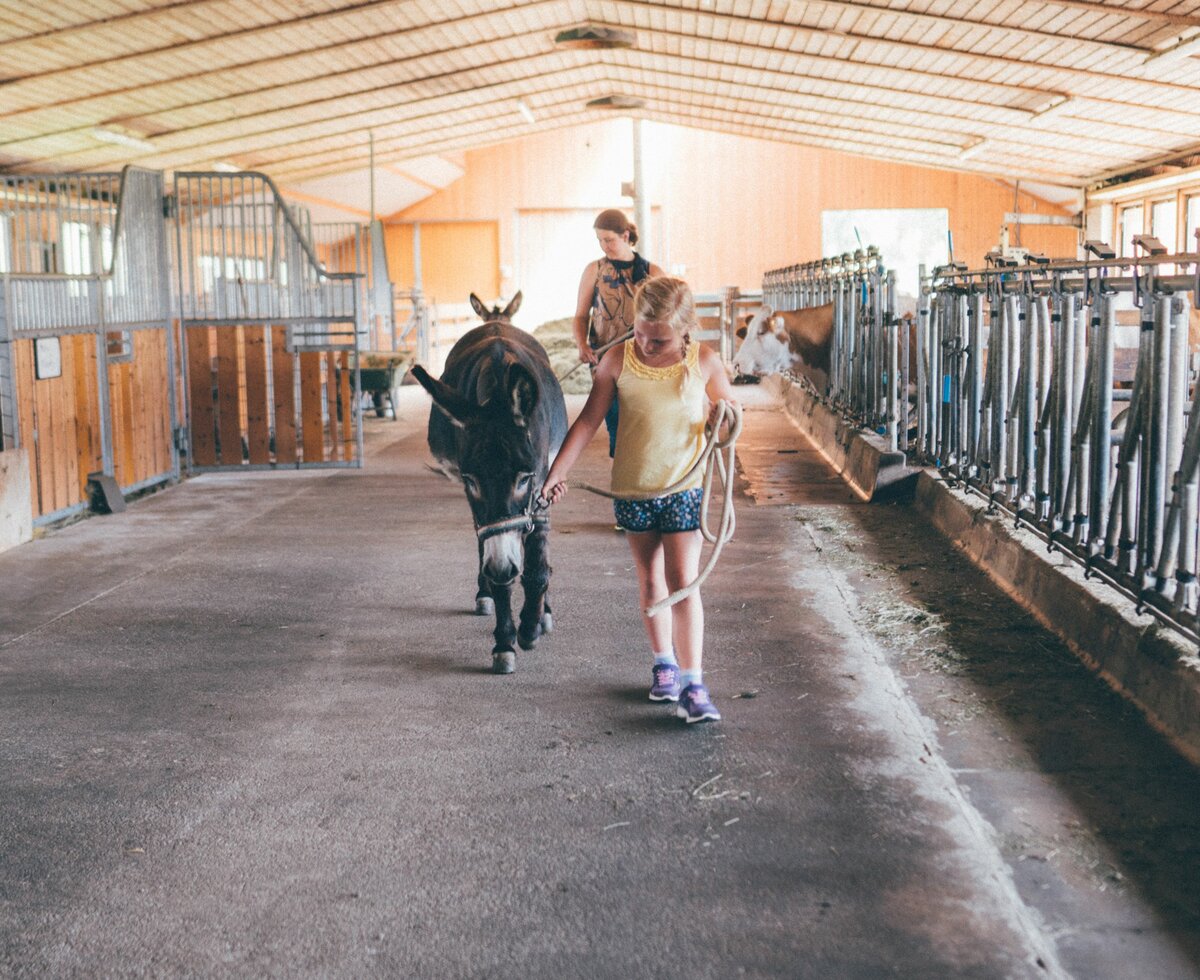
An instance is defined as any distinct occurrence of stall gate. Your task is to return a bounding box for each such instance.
[173,173,362,471]
[0,167,177,524]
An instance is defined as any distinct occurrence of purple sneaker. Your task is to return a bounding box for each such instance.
[676,683,721,723]
[649,663,681,702]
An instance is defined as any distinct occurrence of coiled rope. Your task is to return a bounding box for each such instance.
[558,399,742,617]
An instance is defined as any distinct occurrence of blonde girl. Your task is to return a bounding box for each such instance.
[544,276,740,723]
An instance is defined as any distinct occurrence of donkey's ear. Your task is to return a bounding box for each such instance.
[506,362,539,428]
[502,290,522,320]
[736,324,748,340]
[411,364,478,428]
[469,293,489,319]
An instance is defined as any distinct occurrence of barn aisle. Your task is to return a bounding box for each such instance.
[1,387,1198,979]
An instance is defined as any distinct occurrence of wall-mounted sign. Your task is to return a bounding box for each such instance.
[34,337,62,380]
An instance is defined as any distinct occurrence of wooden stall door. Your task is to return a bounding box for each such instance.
[184,325,356,469]
[12,335,102,519]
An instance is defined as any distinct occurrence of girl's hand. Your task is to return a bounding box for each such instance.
[577,344,598,366]
[708,398,740,430]
[541,477,568,505]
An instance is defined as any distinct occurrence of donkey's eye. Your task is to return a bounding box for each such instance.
[463,475,481,497]
[515,473,532,492]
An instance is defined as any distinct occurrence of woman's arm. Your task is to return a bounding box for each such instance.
[543,346,622,502]
[573,262,599,364]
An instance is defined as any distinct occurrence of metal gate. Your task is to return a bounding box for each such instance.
[173,172,363,471]
[0,167,178,524]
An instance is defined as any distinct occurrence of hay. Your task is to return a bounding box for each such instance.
[532,318,594,395]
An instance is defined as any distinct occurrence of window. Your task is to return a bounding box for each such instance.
[61,220,93,274]
[1150,199,1177,272]
[1186,196,1200,254]
[1151,199,1176,252]
[1119,205,1143,257]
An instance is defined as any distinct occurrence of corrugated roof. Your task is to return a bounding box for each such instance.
[2,0,1199,188]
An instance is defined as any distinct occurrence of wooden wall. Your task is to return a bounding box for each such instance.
[393,119,1079,308]
[12,327,175,520]
[382,221,500,307]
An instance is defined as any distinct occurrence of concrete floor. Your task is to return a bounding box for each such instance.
[1,386,1199,979]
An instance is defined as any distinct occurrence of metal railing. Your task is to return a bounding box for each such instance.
[762,248,905,450]
[311,219,395,353]
[173,172,358,349]
[695,286,763,363]
[0,168,175,485]
[918,247,1200,639]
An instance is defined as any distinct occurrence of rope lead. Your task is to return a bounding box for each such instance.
[567,399,743,617]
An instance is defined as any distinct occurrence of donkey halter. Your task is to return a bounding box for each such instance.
[474,494,550,542]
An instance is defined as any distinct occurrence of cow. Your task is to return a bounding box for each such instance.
[732,303,835,390]
[410,292,568,674]
[733,302,920,396]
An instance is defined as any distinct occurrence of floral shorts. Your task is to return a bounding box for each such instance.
[613,488,703,533]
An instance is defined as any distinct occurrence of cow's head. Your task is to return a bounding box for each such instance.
[732,305,792,376]
[411,358,544,585]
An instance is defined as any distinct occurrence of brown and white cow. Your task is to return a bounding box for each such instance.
[732,303,835,389]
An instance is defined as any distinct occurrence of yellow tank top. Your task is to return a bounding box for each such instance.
[610,340,707,496]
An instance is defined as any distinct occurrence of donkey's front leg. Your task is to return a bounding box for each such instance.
[474,539,494,616]
[490,577,518,674]
[518,523,552,650]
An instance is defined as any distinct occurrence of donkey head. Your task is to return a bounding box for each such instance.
[411,358,544,584]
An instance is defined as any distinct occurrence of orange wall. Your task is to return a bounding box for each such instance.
[393,119,1078,298]
[383,221,499,308]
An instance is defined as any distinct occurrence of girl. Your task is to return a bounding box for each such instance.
[572,209,665,457]
[544,277,740,724]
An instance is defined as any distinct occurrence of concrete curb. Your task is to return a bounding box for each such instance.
[762,375,917,501]
[913,471,1200,767]
[765,375,1200,766]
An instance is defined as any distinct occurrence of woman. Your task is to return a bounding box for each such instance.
[545,276,740,724]
[572,209,665,456]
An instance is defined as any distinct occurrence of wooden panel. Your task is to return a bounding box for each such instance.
[271,326,297,464]
[186,326,217,467]
[383,221,499,307]
[299,350,325,463]
[214,326,242,466]
[70,334,99,499]
[13,340,40,515]
[111,359,136,488]
[339,352,354,460]
[243,326,271,464]
[324,351,340,462]
[397,119,1079,295]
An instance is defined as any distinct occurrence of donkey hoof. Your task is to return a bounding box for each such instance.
[540,612,553,634]
[475,597,494,616]
[492,650,516,674]
[517,628,539,651]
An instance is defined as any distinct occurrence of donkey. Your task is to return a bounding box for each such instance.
[410,292,568,674]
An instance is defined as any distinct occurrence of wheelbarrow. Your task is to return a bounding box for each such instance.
[358,352,412,419]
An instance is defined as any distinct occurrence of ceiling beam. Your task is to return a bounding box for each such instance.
[0,0,556,112]
[1033,0,1200,29]
[251,73,1099,185]
[605,0,1200,99]
[4,0,1199,126]
[778,0,1155,57]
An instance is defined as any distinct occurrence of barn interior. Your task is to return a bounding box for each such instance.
[4,2,1200,976]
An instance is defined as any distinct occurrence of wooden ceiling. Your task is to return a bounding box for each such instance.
[2,0,1200,188]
